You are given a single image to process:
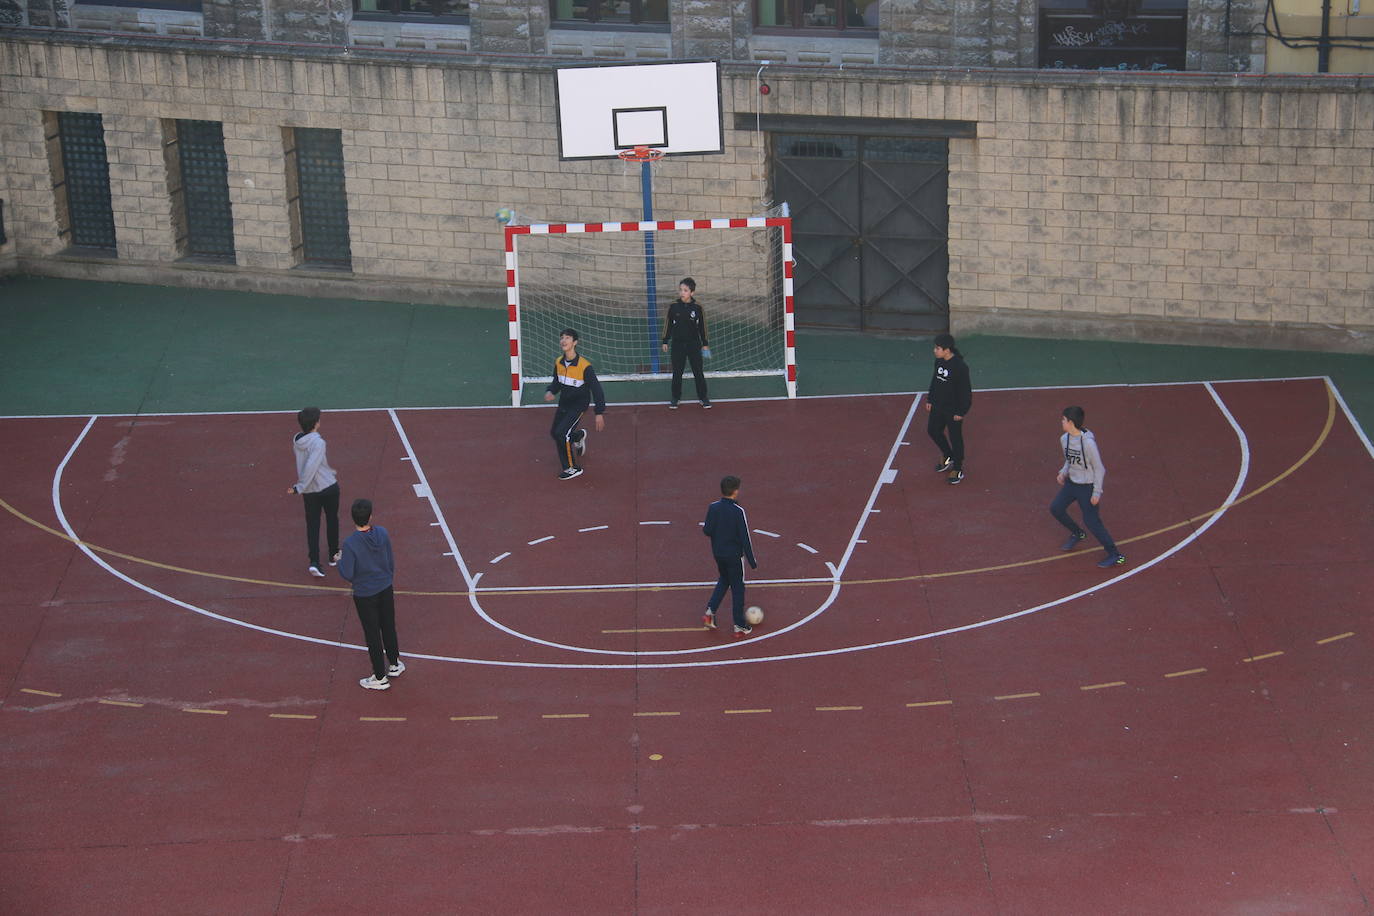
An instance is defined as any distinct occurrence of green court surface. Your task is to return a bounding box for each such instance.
[2,275,1373,425]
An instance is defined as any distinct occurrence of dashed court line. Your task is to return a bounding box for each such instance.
[11,630,1354,728]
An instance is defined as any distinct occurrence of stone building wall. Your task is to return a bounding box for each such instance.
[1,34,1371,348]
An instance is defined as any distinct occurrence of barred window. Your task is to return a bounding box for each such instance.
[756,0,879,31]
[354,0,469,21]
[551,0,668,26]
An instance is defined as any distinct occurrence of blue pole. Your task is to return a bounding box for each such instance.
[642,160,660,373]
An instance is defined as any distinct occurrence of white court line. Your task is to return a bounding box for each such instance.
[527,536,555,546]
[0,375,1333,420]
[579,525,609,532]
[490,552,511,565]
[44,382,1274,668]
[639,521,670,526]
[754,529,780,538]
[797,543,818,554]
[386,409,478,591]
[1327,376,1374,460]
[834,394,922,580]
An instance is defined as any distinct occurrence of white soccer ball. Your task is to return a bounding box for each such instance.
[745,605,764,626]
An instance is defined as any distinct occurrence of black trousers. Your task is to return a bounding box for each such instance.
[301,482,340,568]
[669,339,708,403]
[707,556,747,628]
[550,405,585,470]
[927,409,965,470]
[353,585,399,680]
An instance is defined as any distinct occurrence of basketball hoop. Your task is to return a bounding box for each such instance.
[617,145,666,163]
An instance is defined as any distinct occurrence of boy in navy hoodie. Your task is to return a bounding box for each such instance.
[702,475,758,637]
[338,498,404,690]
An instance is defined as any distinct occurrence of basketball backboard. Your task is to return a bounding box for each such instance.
[554,60,724,161]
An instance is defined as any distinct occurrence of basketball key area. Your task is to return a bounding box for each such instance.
[3,377,1373,911]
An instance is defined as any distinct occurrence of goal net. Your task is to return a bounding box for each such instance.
[504,216,796,406]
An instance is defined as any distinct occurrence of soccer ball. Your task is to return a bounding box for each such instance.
[495,207,515,225]
[745,605,764,626]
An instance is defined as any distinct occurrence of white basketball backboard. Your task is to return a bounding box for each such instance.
[554,60,724,161]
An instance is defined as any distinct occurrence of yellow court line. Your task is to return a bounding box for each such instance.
[20,688,62,697]
[816,705,863,712]
[360,716,407,722]
[906,699,953,708]
[724,708,771,715]
[181,707,228,715]
[995,692,1041,701]
[1317,632,1354,645]
[269,713,318,720]
[1243,651,1284,663]
[603,627,705,634]
[542,713,590,719]
[451,715,499,721]
[1164,667,1207,678]
[633,711,681,717]
[98,699,144,708]
[0,381,1339,599]
[1080,681,1127,691]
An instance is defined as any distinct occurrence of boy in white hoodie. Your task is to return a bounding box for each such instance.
[286,406,340,578]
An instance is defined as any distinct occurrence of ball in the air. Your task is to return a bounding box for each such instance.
[745,605,764,626]
[496,207,514,225]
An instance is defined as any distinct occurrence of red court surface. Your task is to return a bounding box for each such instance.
[2,377,1373,913]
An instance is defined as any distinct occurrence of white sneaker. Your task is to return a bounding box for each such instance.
[359,675,390,690]
[308,566,326,578]
[328,551,341,567]
[388,659,406,678]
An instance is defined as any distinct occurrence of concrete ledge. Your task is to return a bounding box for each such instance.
[952,308,1374,355]
[17,255,506,310]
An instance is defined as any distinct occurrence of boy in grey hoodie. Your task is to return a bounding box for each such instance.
[286,406,340,577]
[338,498,403,691]
[1050,406,1126,569]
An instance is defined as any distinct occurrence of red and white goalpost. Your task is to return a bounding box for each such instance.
[504,215,796,407]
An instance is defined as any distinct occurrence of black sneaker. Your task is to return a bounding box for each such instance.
[947,470,964,485]
[701,400,712,409]
[1060,532,1087,551]
[1096,553,1126,569]
[733,624,753,638]
[558,467,584,480]
[703,610,716,630]
[668,401,679,409]
[935,456,954,473]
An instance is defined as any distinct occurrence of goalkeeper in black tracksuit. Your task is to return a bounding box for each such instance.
[660,277,711,409]
[544,328,606,481]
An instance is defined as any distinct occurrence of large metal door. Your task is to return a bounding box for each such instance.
[772,133,949,332]
[176,120,236,261]
[56,112,117,252]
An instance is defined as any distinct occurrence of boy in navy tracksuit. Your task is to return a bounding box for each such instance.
[338,498,404,690]
[702,475,758,637]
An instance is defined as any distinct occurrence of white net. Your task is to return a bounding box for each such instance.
[510,218,792,395]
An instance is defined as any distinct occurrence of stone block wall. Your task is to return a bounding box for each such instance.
[2,34,1371,347]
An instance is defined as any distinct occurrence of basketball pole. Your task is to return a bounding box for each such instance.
[641,159,660,374]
